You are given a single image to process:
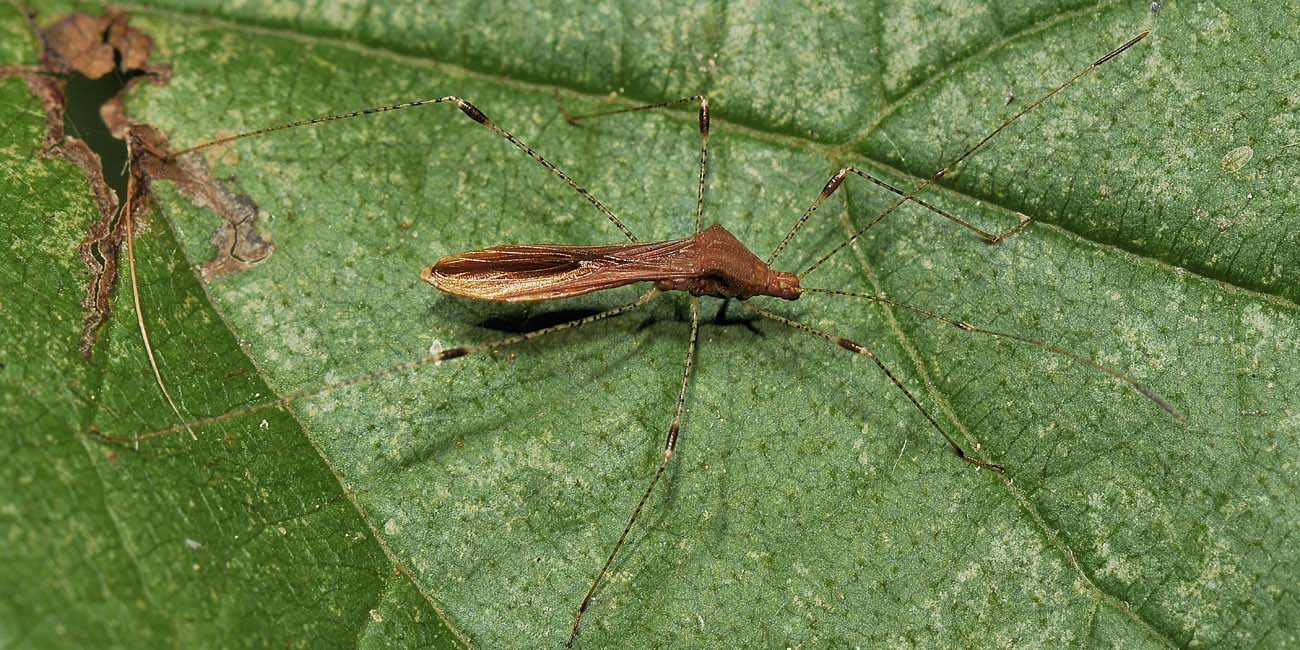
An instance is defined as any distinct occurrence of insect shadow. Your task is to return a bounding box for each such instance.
[96,31,1181,647]
[476,308,607,334]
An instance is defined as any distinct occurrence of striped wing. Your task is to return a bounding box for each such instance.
[423,238,698,302]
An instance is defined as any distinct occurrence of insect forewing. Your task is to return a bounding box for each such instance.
[423,238,699,302]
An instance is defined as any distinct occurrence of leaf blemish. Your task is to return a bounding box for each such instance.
[1220,144,1253,172]
[7,8,274,357]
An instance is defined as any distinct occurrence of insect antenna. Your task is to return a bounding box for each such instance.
[90,289,659,446]
[767,166,1032,266]
[786,31,1149,278]
[801,287,1185,423]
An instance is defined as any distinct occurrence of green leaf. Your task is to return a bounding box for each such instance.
[5,1,1297,648]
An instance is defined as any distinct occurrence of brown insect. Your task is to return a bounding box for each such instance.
[424,223,803,304]
[109,32,1176,646]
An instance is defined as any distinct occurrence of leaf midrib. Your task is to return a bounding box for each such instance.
[131,194,476,647]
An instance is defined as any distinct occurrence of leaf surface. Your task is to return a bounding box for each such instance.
[5,1,1298,648]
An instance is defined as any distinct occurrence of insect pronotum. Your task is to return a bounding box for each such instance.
[102,31,1180,646]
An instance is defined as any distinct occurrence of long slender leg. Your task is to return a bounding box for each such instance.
[800,287,1184,422]
[744,304,1002,472]
[567,297,701,647]
[767,166,1033,265]
[121,137,195,446]
[560,95,711,233]
[172,96,639,242]
[800,32,1150,278]
[91,289,660,446]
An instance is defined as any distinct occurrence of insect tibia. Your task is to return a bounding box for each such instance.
[85,395,293,447]
[88,346,466,446]
[953,446,1006,473]
[802,286,1187,424]
[1095,31,1150,66]
[797,32,1151,279]
[1134,383,1188,425]
[746,304,1000,471]
[170,96,462,158]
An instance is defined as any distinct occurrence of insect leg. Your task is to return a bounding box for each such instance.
[800,287,1184,422]
[744,303,1002,472]
[568,296,701,647]
[560,95,710,233]
[799,32,1150,278]
[173,96,639,242]
[767,166,1033,265]
[121,137,195,446]
[92,289,660,446]
[433,288,659,362]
